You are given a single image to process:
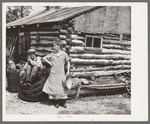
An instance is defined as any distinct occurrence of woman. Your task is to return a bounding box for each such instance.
[42,41,70,108]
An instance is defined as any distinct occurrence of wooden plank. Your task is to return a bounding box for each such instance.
[70,53,131,60]
[68,85,126,99]
[70,65,131,72]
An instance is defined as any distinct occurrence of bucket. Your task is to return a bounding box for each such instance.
[7,69,20,92]
[62,74,72,89]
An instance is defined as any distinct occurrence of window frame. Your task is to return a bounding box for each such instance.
[85,35,103,51]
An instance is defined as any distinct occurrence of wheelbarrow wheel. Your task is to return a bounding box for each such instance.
[125,80,131,95]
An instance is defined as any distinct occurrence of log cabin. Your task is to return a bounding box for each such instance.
[6,6,131,80]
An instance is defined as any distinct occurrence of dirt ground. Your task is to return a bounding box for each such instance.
[6,91,131,115]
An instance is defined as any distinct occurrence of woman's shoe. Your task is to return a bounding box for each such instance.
[54,104,59,108]
[62,104,67,108]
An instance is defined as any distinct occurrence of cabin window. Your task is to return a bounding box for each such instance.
[18,32,30,54]
[85,35,103,51]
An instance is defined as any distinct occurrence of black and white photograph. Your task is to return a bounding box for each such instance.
[2,2,148,121]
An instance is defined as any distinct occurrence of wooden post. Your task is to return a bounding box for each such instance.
[119,34,123,41]
[75,86,81,100]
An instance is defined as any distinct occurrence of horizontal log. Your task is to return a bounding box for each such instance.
[100,33,119,38]
[69,47,131,55]
[70,65,131,72]
[30,31,60,36]
[70,58,131,66]
[30,35,58,41]
[70,35,85,41]
[66,38,72,43]
[69,46,85,53]
[30,40,54,47]
[30,46,54,52]
[70,39,84,46]
[63,24,70,29]
[72,63,131,70]
[72,40,83,44]
[35,51,50,57]
[71,69,131,78]
[67,27,74,34]
[59,29,68,34]
[79,32,119,38]
[103,44,131,51]
[59,35,67,40]
[29,25,64,31]
[60,40,67,45]
[84,47,102,52]
[103,40,131,46]
[101,49,131,55]
[68,20,76,26]
[70,54,131,60]
[65,45,72,50]
[102,36,119,40]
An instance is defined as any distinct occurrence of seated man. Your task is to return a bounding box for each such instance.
[21,49,42,84]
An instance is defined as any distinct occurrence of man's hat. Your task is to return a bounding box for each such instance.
[28,49,36,53]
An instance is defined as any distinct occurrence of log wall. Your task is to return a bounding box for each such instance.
[66,21,131,79]
[29,21,131,79]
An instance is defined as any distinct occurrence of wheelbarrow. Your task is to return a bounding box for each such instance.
[114,71,131,97]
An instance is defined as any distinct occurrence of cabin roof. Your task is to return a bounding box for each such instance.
[6,6,101,27]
